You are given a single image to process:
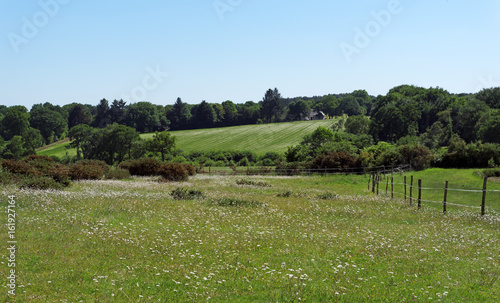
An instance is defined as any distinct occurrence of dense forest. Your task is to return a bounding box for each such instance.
[1,85,500,170]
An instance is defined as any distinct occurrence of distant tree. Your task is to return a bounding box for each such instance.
[451,97,489,142]
[29,105,67,144]
[147,131,177,161]
[288,100,310,121]
[22,127,44,154]
[222,101,238,126]
[301,126,335,151]
[125,102,160,133]
[68,104,92,128]
[168,98,192,130]
[93,98,111,128]
[109,99,127,124]
[319,95,339,117]
[476,87,500,109]
[5,136,26,159]
[212,103,225,125]
[345,115,371,135]
[191,101,217,129]
[476,109,500,144]
[261,88,285,122]
[1,106,30,141]
[69,124,93,160]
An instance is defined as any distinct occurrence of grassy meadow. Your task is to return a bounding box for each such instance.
[37,120,336,158]
[1,170,499,302]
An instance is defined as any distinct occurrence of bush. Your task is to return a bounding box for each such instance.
[105,168,131,180]
[70,160,109,180]
[397,144,433,171]
[182,163,196,176]
[207,198,264,208]
[158,163,189,182]
[236,179,271,187]
[47,164,71,187]
[480,168,500,178]
[127,158,162,176]
[310,152,359,169]
[24,154,55,163]
[20,176,63,190]
[1,159,40,176]
[170,187,205,200]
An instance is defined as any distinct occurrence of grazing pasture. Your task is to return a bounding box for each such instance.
[1,171,499,302]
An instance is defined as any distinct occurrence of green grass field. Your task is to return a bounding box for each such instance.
[1,169,499,302]
[37,120,336,158]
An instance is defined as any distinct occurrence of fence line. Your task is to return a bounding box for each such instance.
[369,174,497,216]
[201,164,411,176]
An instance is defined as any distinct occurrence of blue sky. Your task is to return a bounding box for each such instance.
[1,0,499,108]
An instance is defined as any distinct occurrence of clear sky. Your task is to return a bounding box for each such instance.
[1,0,499,108]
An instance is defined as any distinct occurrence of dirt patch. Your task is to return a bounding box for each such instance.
[489,177,500,183]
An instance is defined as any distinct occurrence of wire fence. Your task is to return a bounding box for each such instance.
[369,174,499,216]
[201,164,411,176]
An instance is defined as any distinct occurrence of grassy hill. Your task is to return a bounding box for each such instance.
[38,120,336,158]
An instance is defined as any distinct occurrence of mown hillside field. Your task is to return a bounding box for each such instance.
[1,170,499,302]
[38,120,336,158]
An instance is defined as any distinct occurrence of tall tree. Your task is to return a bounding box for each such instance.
[68,104,92,128]
[1,106,30,141]
[109,99,127,124]
[29,105,68,144]
[147,131,177,161]
[125,102,160,133]
[168,97,192,130]
[260,88,284,122]
[222,100,238,126]
[93,98,111,128]
[22,127,44,154]
[191,101,217,129]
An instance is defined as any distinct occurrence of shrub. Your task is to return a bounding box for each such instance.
[158,163,189,182]
[236,179,271,187]
[1,159,40,176]
[24,155,54,163]
[117,159,135,171]
[310,152,359,169]
[127,158,162,176]
[70,160,109,180]
[173,156,187,163]
[105,168,131,180]
[170,187,205,200]
[397,144,433,171]
[480,168,500,178]
[182,163,196,176]
[47,164,71,187]
[20,176,63,190]
[207,198,264,208]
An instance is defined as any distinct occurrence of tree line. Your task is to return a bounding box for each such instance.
[0,85,499,165]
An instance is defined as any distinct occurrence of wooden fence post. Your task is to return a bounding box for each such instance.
[482,177,488,216]
[386,177,389,195]
[410,176,413,206]
[404,176,407,201]
[372,174,376,193]
[443,180,448,214]
[391,177,394,199]
[376,175,379,195]
[418,179,422,209]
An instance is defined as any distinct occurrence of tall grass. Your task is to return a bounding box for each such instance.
[0,172,499,302]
